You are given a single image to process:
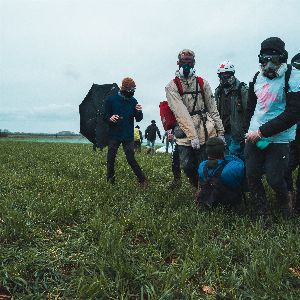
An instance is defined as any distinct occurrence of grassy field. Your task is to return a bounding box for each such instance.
[0,141,300,299]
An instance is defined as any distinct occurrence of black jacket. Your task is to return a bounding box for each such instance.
[145,124,161,141]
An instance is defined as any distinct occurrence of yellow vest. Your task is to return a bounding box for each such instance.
[134,128,140,141]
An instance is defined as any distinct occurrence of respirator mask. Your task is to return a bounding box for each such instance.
[179,63,195,78]
[218,72,235,87]
[121,88,135,98]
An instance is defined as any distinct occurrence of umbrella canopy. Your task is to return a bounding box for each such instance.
[79,83,119,149]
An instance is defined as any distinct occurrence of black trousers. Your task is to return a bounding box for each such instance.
[285,140,300,206]
[107,140,146,183]
[177,145,207,188]
[172,143,181,180]
[134,141,142,152]
[245,142,289,197]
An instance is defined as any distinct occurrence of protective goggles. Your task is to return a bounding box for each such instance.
[258,54,283,65]
[218,72,234,78]
[177,55,195,66]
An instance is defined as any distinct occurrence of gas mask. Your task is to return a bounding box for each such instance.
[218,72,235,87]
[179,64,195,78]
[259,54,285,79]
[121,88,135,98]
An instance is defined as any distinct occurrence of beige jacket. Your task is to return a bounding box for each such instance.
[165,72,224,146]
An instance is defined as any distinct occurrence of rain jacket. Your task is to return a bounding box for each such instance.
[215,79,248,141]
[165,72,224,146]
[145,124,161,141]
[198,155,245,189]
[104,92,143,141]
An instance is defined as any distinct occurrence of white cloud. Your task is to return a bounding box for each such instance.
[1,0,300,133]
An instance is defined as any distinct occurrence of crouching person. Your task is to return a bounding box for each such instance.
[196,137,245,209]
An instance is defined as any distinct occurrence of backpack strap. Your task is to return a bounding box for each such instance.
[173,77,184,96]
[237,82,246,110]
[203,160,229,181]
[253,71,260,85]
[284,64,292,93]
[173,76,204,98]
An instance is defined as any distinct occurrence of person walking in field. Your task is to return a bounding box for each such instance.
[145,120,161,154]
[215,60,248,159]
[165,49,224,188]
[162,129,174,153]
[245,38,300,219]
[104,77,147,186]
[134,125,143,152]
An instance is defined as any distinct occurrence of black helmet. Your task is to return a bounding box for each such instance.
[259,37,288,63]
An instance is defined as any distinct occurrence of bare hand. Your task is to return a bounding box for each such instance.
[110,115,119,123]
[135,104,142,111]
[245,130,262,143]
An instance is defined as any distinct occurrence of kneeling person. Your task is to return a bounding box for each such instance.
[197,137,245,208]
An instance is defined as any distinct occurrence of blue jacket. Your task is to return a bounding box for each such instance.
[198,155,245,189]
[104,92,143,141]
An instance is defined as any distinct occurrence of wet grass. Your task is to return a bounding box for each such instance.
[0,141,299,299]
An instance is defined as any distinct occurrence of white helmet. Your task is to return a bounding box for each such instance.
[217,60,235,74]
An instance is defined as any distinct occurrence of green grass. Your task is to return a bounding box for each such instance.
[0,141,299,299]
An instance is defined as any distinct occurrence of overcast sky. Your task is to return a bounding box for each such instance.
[0,0,299,134]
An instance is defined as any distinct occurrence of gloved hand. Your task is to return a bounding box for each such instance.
[191,137,201,150]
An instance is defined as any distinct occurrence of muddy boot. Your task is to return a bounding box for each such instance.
[294,192,300,215]
[277,192,293,219]
[249,190,271,218]
[168,178,182,190]
[248,178,270,218]
[107,176,116,185]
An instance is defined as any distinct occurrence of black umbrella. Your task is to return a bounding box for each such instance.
[79,83,119,149]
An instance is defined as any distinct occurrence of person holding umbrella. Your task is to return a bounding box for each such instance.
[104,77,147,186]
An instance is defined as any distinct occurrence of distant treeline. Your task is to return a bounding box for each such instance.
[0,130,82,138]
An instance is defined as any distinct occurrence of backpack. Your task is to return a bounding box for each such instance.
[134,128,140,142]
[196,161,242,208]
[159,101,177,130]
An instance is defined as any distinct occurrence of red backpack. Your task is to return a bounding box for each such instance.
[159,101,177,130]
[159,76,205,131]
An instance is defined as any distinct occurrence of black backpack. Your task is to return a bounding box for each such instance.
[196,161,242,208]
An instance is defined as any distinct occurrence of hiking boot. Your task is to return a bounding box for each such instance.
[138,180,149,188]
[107,176,115,185]
[168,178,181,190]
[278,192,293,220]
[253,193,271,218]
